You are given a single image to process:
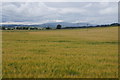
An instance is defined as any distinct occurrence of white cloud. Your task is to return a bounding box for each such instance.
[99,2,110,7]
[59,8,87,14]
[99,6,117,15]
[52,20,64,22]
[2,2,60,22]
[2,2,118,24]
[83,3,92,8]
[15,3,56,17]
[1,0,119,2]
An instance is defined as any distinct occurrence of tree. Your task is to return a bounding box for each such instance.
[2,27,5,30]
[56,24,62,29]
[46,26,51,30]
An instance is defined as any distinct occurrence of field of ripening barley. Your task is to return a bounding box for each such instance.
[2,26,118,78]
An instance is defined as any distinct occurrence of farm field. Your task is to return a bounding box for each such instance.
[2,26,118,78]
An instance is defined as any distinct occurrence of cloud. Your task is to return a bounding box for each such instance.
[2,2,58,22]
[2,2,118,24]
[58,8,87,14]
[2,0,119,2]
[52,20,64,22]
[83,3,92,8]
[99,7,117,15]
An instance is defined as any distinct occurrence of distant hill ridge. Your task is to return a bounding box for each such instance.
[40,22,95,28]
[2,22,119,28]
[1,22,96,28]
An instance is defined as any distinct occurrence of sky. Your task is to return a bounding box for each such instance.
[1,2,118,25]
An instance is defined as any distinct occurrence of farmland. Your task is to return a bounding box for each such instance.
[2,26,118,78]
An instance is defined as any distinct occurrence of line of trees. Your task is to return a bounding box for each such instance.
[1,24,62,30]
[63,23,120,29]
[1,27,45,30]
[1,23,119,30]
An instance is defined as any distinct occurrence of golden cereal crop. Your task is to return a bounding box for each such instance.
[2,26,118,78]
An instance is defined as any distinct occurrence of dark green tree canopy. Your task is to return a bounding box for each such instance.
[56,24,62,29]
